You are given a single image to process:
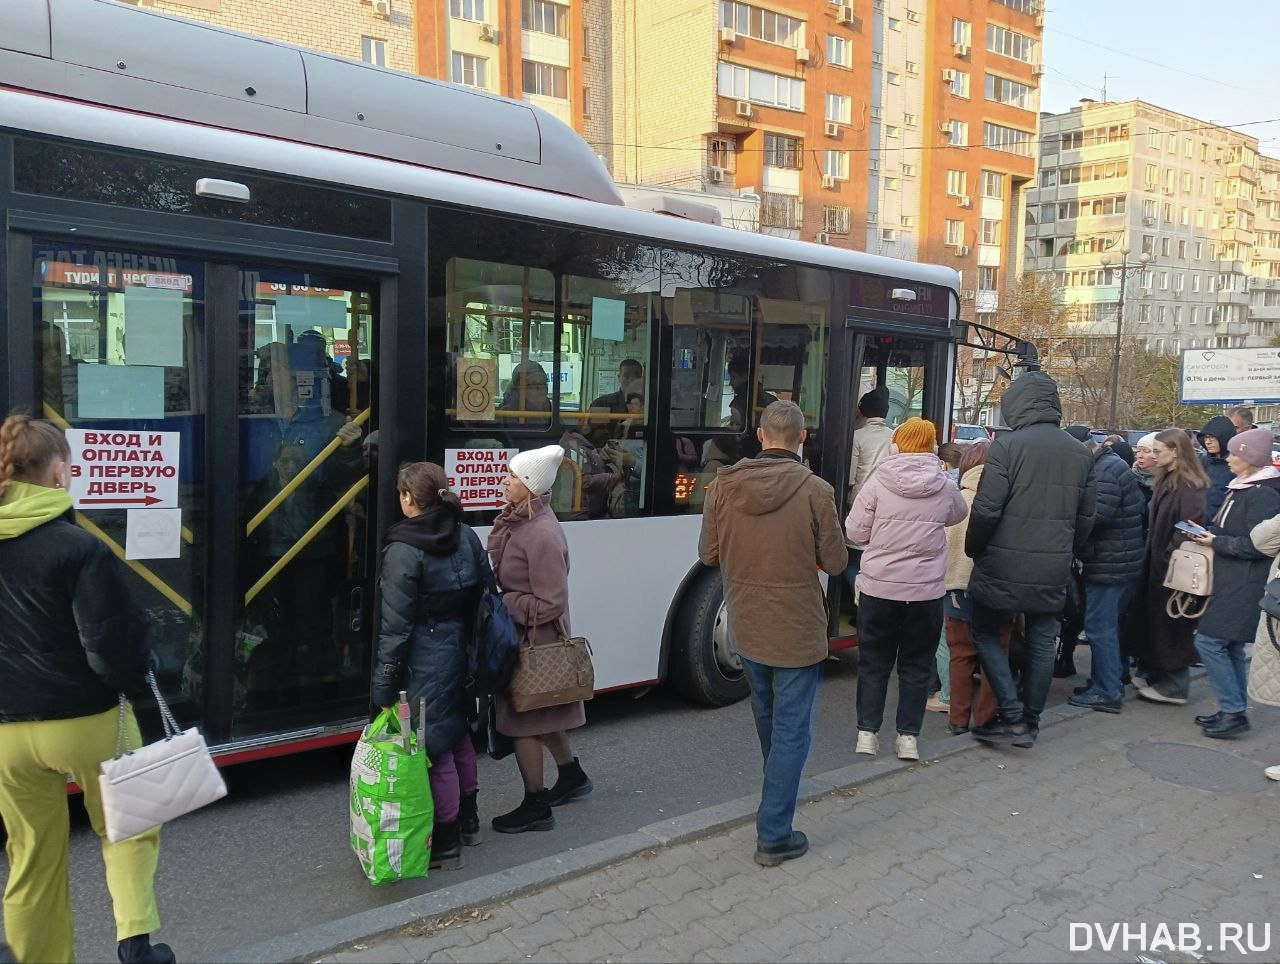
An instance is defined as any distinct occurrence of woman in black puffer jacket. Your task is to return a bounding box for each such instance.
[371,461,489,868]
[0,413,173,964]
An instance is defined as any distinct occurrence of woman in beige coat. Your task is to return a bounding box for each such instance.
[487,445,592,833]
[1249,513,1280,780]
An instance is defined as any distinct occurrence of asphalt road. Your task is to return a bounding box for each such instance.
[0,658,1080,962]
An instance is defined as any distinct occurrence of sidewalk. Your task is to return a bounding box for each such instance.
[306,681,1280,964]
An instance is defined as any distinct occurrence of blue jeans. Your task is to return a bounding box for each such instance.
[741,657,822,845]
[1194,633,1250,714]
[971,603,1059,729]
[1083,580,1136,699]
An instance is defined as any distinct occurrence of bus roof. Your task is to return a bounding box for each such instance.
[1,0,624,206]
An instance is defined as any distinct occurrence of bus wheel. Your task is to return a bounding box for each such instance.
[670,569,748,707]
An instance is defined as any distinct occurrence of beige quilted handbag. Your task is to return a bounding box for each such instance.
[99,671,227,843]
[1250,616,1280,708]
[508,610,595,713]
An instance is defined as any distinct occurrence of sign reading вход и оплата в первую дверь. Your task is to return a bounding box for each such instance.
[1179,347,1280,404]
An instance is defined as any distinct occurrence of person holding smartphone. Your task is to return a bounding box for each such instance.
[1184,429,1280,738]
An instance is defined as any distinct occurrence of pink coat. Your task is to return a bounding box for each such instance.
[845,453,968,601]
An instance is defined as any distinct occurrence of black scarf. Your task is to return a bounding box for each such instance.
[385,504,461,555]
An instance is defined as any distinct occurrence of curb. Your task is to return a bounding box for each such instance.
[222,700,1093,964]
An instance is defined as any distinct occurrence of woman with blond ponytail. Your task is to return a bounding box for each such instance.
[0,413,173,964]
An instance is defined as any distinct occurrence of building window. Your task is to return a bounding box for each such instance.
[979,219,1001,245]
[887,72,901,86]
[886,125,900,139]
[583,86,592,117]
[720,1,804,48]
[827,35,852,68]
[946,170,967,196]
[905,60,918,74]
[825,150,850,179]
[905,7,920,22]
[985,73,1034,110]
[983,122,1033,156]
[949,70,971,98]
[361,37,387,66]
[1178,239,1187,260]
[881,228,897,243]
[904,113,918,127]
[945,219,965,246]
[825,92,852,124]
[764,133,803,169]
[979,266,999,290]
[709,136,736,171]
[1145,163,1159,188]
[523,0,569,37]
[522,60,569,98]
[888,17,901,30]
[450,0,486,21]
[824,205,852,234]
[1039,169,1057,188]
[1167,133,1177,154]
[719,62,806,110]
[952,18,972,46]
[986,24,1037,63]
[761,192,802,229]
[451,52,488,87]
[948,120,969,147]
[902,162,917,176]
[885,176,900,190]
[981,170,1004,198]
[583,25,592,58]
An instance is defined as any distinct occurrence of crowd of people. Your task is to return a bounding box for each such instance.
[5,379,1280,958]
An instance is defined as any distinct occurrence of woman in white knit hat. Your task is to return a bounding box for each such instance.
[487,444,591,833]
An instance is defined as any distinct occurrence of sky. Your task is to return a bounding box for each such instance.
[1039,0,1280,152]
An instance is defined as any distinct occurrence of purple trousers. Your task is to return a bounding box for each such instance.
[429,734,479,822]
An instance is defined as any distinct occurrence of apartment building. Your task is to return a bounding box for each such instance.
[1027,99,1280,355]
[115,0,418,72]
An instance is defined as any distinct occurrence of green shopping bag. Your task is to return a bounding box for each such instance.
[349,707,433,884]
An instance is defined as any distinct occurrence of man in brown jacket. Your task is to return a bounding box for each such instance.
[699,400,848,866]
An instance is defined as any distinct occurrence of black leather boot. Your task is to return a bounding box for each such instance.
[430,820,464,870]
[492,790,555,833]
[118,935,175,964]
[546,757,593,806]
[459,790,481,846]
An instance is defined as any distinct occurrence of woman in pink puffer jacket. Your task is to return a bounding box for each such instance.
[845,417,968,763]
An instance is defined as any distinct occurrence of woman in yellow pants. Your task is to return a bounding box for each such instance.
[0,413,173,964]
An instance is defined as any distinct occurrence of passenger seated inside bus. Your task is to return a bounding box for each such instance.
[589,358,645,420]
[559,410,631,519]
[618,392,645,439]
[497,360,551,425]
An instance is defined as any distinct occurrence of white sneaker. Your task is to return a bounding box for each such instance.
[1266,764,1280,782]
[855,731,879,756]
[894,734,920,761]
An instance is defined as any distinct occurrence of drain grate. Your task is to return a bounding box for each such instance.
[1126,742,1269,793]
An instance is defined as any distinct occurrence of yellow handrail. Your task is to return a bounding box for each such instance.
[244,475,369,606]
[74,512,194,617]
[246,408,371,536]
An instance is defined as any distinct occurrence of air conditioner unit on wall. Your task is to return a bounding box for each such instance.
[824,121,840,137]
[370,0,391,16]
[837,6,856,26]
[822,175,837,189]
[1031,63,1044,76]
[735,100,752,118]
[955,244,970,256]
[942,68,956,82]
[796,47,811,64]
[720,27,737,44]
[954,42,971,57]
[479,23,499,42]
[818,232,831,244]
[709,167,726,183]
[958,194,971,207]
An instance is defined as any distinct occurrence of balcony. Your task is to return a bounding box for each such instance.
[1217,289,1251,306]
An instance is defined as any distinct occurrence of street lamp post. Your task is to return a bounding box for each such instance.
[1099,248,1152,430]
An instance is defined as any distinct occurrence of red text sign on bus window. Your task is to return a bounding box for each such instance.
[66,429,181,509]
[38,261,194,293]
[445,448,517,510]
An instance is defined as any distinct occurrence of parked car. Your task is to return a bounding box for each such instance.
[952,423,991,446]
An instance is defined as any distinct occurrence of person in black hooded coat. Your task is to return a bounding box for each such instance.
[1197,415,1237,523]
[964,370,1096,745]
[372,461,489,867]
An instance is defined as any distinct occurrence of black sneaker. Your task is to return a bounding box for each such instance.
[429,820,464,870]
[1203,712,1250,739]
[459,791,481,847]
[754,830,809,867]
[491,791,555,834]
[546,757,593,807]
[947,723,970,735]
[118,936,175,964]
[1068,691,1123,714]
[1195,711,1224,727]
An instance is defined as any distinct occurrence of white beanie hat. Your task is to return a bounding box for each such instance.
[1136,432,1158,452]
[509,444,564,497]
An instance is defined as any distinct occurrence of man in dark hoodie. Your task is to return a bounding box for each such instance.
[1197,415,1237,522]
[965,371,1097,747]
[700,401,847,867]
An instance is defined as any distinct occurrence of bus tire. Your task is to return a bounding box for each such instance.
[669,569,748,707]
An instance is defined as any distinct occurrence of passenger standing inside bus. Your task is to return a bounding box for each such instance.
[488,445,592,833]
[846,418,968,761]
[372,462,487,867]
[0,414,174,964]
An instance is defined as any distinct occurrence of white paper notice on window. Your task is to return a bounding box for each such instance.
[124,286,185,368]
[590,297,626,342]
[125,508,182,560]
[77,364,165,419]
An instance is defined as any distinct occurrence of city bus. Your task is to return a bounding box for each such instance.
[0,0,1028,762]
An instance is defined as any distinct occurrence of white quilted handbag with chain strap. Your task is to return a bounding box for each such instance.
[99,671,227,843]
